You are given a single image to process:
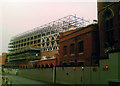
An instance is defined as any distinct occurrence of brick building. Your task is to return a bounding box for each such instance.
[0,53,7,66]
[59,24,99,66]
[98,2,120,58]
[0,55,1,66]
[37,50,60,67]
[6,15,89,68]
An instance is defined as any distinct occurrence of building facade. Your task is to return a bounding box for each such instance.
[98,2,120,58]
[59,24,99,66]
[0,55,1,66]
[6,15,89,68]
[0,53,7,66]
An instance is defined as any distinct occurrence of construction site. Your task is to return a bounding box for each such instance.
[1,1,120,85]
[6,15,90,68]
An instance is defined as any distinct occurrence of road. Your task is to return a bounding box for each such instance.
[2,73,50,85]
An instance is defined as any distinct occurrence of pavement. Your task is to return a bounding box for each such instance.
[1,73,50,86]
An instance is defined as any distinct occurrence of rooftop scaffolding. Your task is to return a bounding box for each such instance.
[11,15,90,41]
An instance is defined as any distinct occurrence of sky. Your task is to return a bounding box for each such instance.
[0,0,97,55]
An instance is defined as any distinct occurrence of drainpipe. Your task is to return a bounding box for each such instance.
[75,37,78,66]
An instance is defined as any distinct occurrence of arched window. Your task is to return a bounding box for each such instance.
[103,9,114,47]
[42,64,44,68]
[50,63,54,68]
[45,64,49,68]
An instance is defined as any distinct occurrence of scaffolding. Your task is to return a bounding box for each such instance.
[12,15,89,41]
[8,15,90,54]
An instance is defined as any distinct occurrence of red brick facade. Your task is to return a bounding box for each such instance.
[5,55,60,68]
[35,59,56,67]
[59,24,99,66]
[98,2,120,58]
[0,55,2,66]
[41,50,59,59]
[0,53,7,66]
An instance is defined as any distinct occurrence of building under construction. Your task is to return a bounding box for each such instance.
[6,15,89,68]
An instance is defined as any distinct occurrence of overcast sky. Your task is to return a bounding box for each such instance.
[0,0,97,55]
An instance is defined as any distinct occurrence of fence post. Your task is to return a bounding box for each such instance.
[53,66,56,84]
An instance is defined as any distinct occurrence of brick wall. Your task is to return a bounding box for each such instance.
[59,24,99,66]
[98,2,120,58]
[2,53,7,65]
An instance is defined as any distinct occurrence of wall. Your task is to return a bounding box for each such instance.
[56,52,120,84]
[0,55,2,66]
[4,52,120,84]
[59,24,99,65]
[3,68,18,75]
[119,53,120,80]
[98,2,120,58]
[109,52,120,81]
[56,66,100,84]
[41,50,59,58]
[17,68,53,83]
[36,59,56,67]
[2,53,7,65]
[98,52,120,84]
